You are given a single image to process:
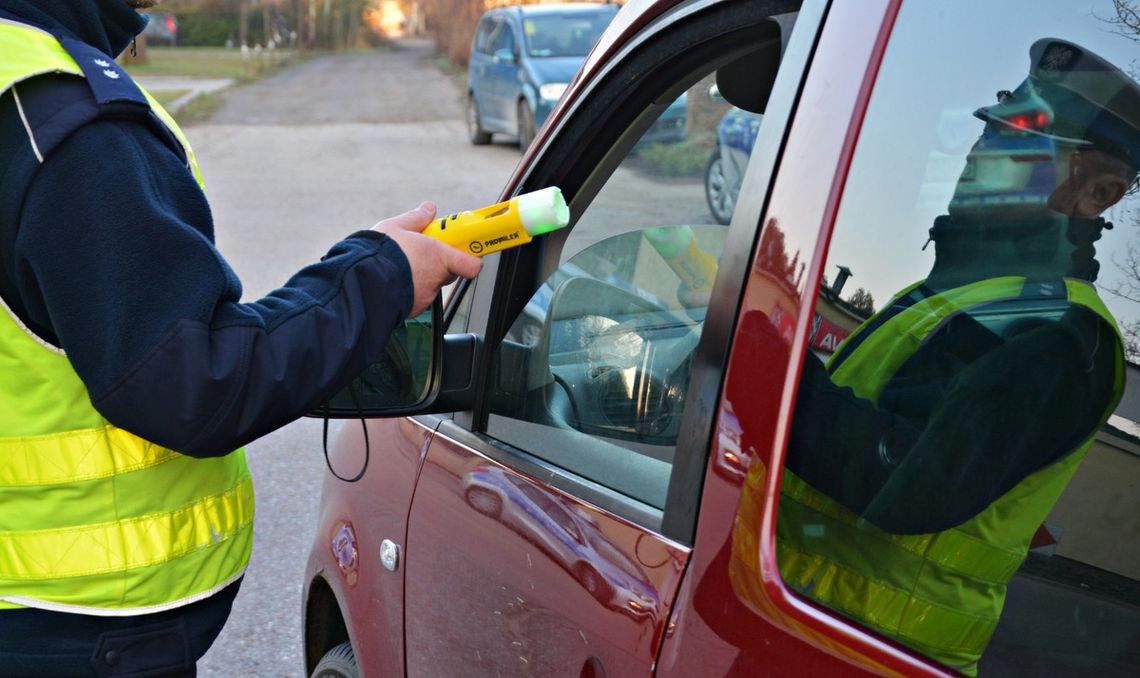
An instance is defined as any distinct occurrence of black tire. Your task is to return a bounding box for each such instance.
[466,94,491,145]
[517,99,536,152]
[704,150,734,225]
[312,642,359,678]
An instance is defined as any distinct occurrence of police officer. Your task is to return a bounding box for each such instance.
[778,38,1140,674]
[0,0,480,675]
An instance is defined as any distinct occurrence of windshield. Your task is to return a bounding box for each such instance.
[523,12,615,58]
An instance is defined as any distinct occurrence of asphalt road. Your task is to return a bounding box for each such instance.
[184,38,523,677]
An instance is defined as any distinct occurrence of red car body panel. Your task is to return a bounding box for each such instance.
[305,417,435,672]
[402,437,689,675]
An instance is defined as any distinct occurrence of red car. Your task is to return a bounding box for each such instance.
[304,0,1140,676]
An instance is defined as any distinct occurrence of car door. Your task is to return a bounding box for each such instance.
[401,0,811,675]
[661,0,1140,676]
[484,15,521,131]
[468,14,497,124]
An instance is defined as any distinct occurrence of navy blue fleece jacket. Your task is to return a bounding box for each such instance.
[0,0,414,457]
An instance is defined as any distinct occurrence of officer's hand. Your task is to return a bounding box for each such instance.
[372,202,483,317]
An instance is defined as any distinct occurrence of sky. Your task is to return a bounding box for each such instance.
[826,0,1140,327]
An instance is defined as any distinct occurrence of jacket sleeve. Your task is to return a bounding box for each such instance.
[786,308,1118,534]
[859,311,1118,533]
[13,117,415,457]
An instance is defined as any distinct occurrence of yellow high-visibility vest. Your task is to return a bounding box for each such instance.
[778,276,1123,675]
[0,18,253,615]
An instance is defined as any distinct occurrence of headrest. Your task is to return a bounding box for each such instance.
[715,27,782,113]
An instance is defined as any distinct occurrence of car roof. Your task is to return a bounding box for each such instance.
[577,0,684,87]
[496,2,620,17]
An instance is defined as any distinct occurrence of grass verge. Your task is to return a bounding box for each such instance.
[148,89,190,108]
[173,91,224,126]
[122,46,309,124]
[123,46,301,81]
[633,132,715,178]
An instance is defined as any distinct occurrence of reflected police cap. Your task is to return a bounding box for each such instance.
[975,38,1140,170]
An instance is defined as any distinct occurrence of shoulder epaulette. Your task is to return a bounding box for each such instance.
[0,10,186,164]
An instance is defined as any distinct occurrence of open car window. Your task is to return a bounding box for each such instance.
[489,225,726,510]
[480,8,797,526]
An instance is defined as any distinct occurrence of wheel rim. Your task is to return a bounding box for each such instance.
[705,156,734,223]
[579,566,600,594]
[466,98,480,140]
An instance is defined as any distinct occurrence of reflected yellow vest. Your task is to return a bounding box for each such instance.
[0,20,253,615]
[777,277,1123,675]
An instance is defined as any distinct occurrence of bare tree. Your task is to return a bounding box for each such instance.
[1100,0,1140,40]
[1095,1,1140,361]
[847,288,875,316]
[419,0,487,66]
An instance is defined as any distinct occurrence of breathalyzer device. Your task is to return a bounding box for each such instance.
[423,187,570,256]
[643,225,719,293]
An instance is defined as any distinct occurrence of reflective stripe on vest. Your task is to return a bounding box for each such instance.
[0,21,252,615]
[777,277,1123,675]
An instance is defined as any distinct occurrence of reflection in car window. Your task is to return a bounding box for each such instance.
[777,1,1140,675]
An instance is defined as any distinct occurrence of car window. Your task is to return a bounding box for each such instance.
[777,1,1140,675]
[523,11,615,58]
[488,18,515,56]
[483,18,788,521]
[473,16,495,56]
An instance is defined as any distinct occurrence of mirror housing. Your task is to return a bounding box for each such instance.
[309,296,480,419]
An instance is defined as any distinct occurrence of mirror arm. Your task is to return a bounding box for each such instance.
[429,333,482,413]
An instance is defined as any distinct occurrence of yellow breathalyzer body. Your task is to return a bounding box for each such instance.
[422,187,570,256]
[643,225,719,293]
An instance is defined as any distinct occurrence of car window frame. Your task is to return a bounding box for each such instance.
[488,14,517,58]
[428,0,819,543]
[473,15,494,56]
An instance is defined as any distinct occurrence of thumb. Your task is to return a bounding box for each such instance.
[446,245,484,280]
[373,202,437,234]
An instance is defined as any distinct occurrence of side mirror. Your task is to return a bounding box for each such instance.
[311,297,481,418]
[493,48,517,64]
[708,83,725,103]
